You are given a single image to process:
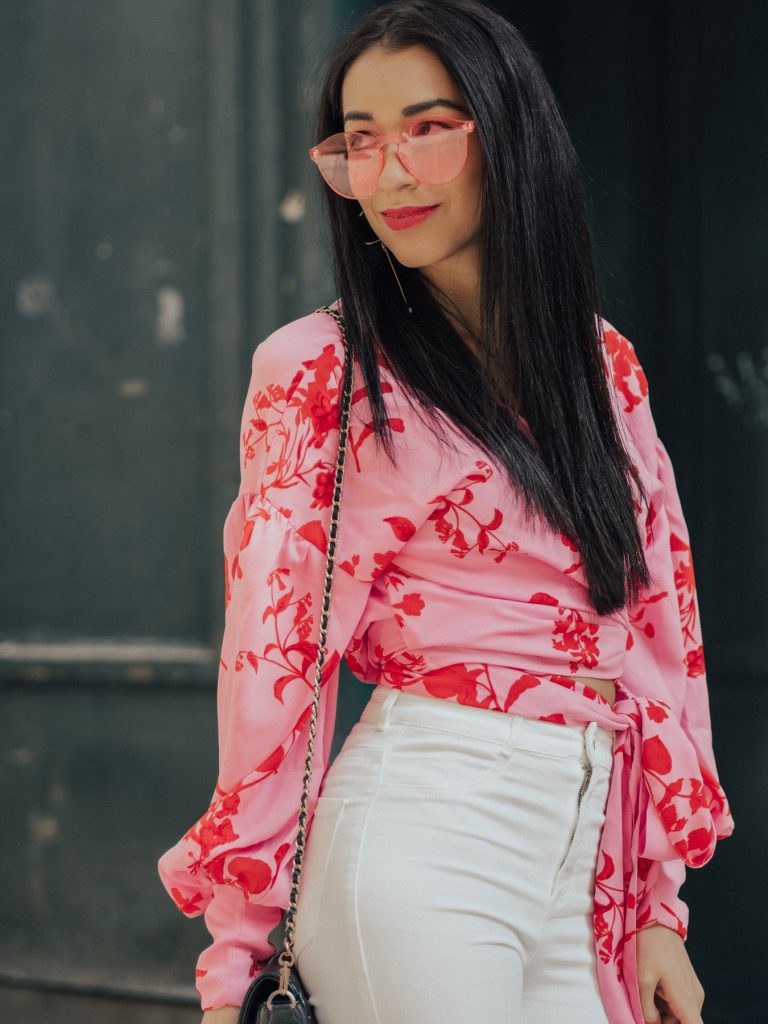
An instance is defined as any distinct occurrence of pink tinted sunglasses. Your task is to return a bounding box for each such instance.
[309,116,476,200]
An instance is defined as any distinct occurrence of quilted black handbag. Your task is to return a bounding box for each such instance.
[236,305,353,1024]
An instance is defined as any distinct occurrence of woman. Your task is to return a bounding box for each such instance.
[157,2,734,1022]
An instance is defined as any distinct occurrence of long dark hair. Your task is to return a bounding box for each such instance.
[312,0,652,616]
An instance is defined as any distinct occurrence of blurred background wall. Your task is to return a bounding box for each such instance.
[0,1,764,1021]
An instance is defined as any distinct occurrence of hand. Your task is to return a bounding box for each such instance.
[201,1006,240,1024]
[636,924,705,1024]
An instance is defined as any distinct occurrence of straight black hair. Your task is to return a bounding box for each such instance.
[312,0,653,616]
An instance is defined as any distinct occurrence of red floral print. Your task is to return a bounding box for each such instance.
[158,305,734,1021]
[428,460,519,562]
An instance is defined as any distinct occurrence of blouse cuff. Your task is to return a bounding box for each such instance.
[195,883,284,1011]
[636,856,689,941]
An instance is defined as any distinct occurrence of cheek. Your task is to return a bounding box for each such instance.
[450,175,483,233]
[451,147,483,226]
[466,149,483,205]
[466,161,483,202]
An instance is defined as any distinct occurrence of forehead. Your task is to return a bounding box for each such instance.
[341,43,463,126]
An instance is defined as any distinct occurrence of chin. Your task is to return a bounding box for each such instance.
[388,243,447,270]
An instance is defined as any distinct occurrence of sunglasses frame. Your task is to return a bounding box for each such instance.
[308,116,477,200]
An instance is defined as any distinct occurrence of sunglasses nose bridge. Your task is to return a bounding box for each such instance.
[376,135,419,186]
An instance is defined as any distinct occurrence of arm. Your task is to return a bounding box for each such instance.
[634,437,694,939]
[157,309,457,1010]
[598,319,734,941]
[635,432,737,937]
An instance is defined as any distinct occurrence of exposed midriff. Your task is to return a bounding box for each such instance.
[561,675,616,706]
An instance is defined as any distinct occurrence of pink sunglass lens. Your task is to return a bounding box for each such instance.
[402,129,467,185]
[311,136,378,199]
[313,126,469,199]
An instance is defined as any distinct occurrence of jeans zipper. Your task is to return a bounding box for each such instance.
[556,760,593,872]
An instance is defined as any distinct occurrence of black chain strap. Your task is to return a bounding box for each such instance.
[271,304,354,1001]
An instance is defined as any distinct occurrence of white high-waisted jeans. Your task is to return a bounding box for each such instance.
[293,683,615,1024]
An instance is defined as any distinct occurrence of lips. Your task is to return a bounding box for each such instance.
[381,205,438,217]
[380,203,441,230]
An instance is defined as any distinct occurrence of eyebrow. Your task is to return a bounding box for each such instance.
[343,98,470,124]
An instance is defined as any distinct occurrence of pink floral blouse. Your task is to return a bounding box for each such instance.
[157,299,734,1021]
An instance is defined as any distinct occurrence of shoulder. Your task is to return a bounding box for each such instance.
[238,304,346,490]
[596,315,659,468]
[597,316,649,414]
[242,301,348,454]
[250,301,346,395]
[248,299,460,458]
[240,301,462,506]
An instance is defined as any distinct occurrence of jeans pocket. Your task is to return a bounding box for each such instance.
[293,795,349,960]
[374,723,514,797]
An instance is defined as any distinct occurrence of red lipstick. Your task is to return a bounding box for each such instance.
[380,204,440,230]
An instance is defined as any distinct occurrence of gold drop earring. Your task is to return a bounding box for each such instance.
[359,207,413,314]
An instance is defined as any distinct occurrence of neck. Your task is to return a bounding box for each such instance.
[420,248,481,355]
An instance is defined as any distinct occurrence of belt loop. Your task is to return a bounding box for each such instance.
[499,712,524,759]
[584,720,613,769]
[584,720,598,765]
[375,686,399,731]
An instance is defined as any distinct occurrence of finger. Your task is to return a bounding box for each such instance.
[638,979,662,1024]
[657,995,679,1024]
[657,970,704,1024]
[657,1004,681,1024]
[663,985,703,1024]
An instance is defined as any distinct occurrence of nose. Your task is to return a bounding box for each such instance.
[377,140,416,190]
